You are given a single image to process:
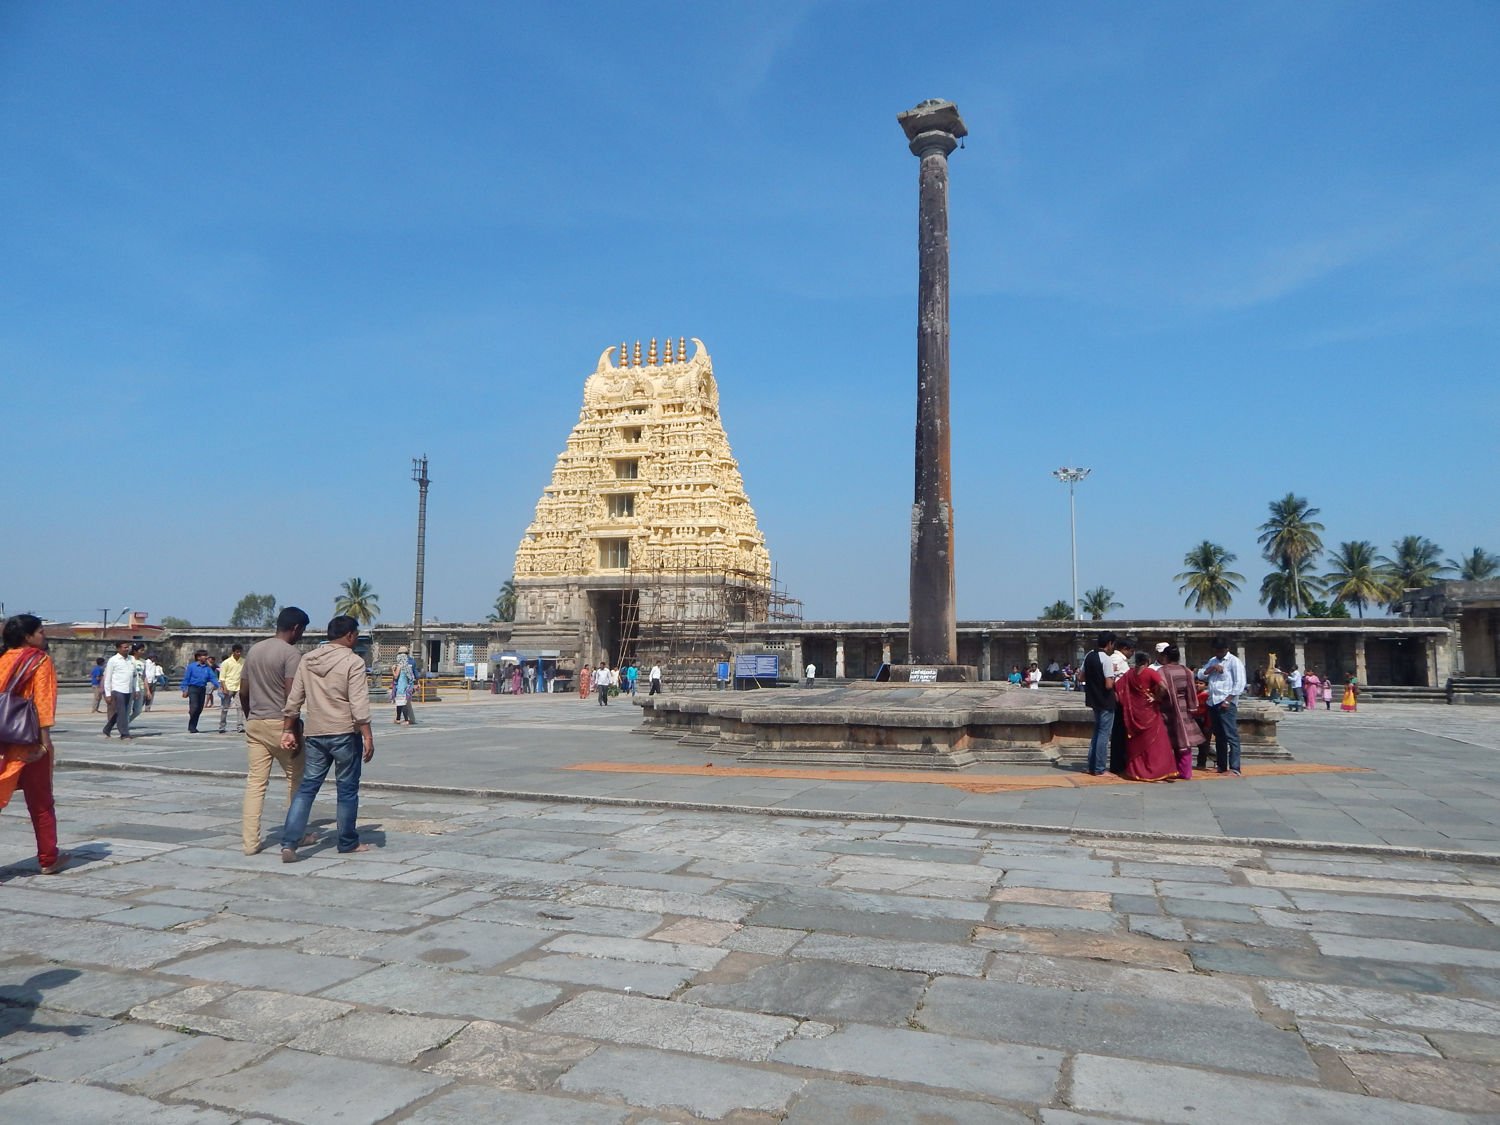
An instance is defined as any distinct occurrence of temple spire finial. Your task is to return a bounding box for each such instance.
[633,340,642,366]
[648,337,658,366]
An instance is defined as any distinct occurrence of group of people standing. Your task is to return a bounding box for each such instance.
[1083,631,1246,782]
[579,661,662,705]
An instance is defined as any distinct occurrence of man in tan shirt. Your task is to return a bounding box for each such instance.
[238,607,309,855]
[277,615,374,862]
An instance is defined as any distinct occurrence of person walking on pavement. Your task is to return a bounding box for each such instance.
[179,650,220,733]
[218,645,245,733]
[89,657,105,712]
[277,615,373,862]
[0,615,69,874]
[101,640,136,740]
[240,607,310,855]
[595,662,612,706]
[1082,631,1117,776]
[649,663,662,696]
[1198,636,1247,775]
[624,662,638,697]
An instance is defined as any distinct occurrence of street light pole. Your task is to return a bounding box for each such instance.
[411,456,430,676]
[1051,468,1091,622]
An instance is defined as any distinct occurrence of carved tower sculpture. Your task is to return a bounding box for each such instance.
[512,339,771,670]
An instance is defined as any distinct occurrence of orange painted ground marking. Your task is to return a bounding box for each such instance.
[565,760,1365,795]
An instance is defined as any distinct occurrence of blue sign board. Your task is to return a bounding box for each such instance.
[716,661,731,683]
[734,654,779,679]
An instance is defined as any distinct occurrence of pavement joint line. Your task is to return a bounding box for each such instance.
[56,757,1500,867]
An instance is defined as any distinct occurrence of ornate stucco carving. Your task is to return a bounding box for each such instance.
[514,338,772,586]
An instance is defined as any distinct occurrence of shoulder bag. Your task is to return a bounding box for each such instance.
[0,649,46,746]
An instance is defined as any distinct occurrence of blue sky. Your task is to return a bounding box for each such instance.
[4,1,1497,626]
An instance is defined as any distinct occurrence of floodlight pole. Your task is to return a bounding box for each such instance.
[411,456,430,675]
[1051,468,1091,622]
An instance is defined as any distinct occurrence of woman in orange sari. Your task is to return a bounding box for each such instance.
[0,614,67,873]
[1115,652,1178,782]
[579,664,592,701]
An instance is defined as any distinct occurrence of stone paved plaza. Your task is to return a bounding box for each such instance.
[3,695,1500,1121]
[47,690,1500,856]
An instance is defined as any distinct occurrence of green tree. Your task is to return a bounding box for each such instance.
[1174,541,1244,619]
[1323,540,1387,618]
[1445,547,1500,582]
[1379,535,1450,594]
[228,592,278,628]
[1040,599,1075,621]
[1259,556,1324,617]
[1301,600,1351,619]
[334,578,380,625]
[487,578,518,623]
[159,615,192,629]
[1256,493,1325,619]
[1080,586,1122,621]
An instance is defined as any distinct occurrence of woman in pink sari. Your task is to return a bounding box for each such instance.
[1157,645,1205,779]
[1115,653,1179,782]
[1302,670,1320,711]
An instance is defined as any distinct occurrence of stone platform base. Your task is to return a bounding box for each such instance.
[636,682,1288,769]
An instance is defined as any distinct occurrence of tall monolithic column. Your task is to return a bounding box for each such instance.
[898,99,967,667]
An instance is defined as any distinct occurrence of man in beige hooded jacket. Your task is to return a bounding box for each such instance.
[277,615,373,862]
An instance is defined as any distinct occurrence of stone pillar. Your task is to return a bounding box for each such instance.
[980,632,992,681]
[1176,634,1190,669]
[898,99,966,667]
[1236,639,1248,669]
[1025,632,1039,667]
[1293,634,1307,675]
[1446,611,1466,677]
[835,634,846,680]
[1354,634,1368,685]
[881,634,893,666]
[1425,637,1439,688]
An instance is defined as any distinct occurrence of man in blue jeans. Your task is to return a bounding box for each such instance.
[277,615,374,862]
[1198,635,1247,775]
[1082,631,1117,776]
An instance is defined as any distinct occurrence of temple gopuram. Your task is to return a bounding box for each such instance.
[509,337,774,677]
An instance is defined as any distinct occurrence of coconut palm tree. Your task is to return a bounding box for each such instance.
[1040,599,1075,621]
[1080,586,1122,621]
[1256,493,1325,618]
[1323,540,1387,618]
[334,578,380,625]
[1174,541,1244,619]
[487,579,518,623]
[1378,535,1450,594]
[1259,557,1324,618]
[1445,547,1500,582]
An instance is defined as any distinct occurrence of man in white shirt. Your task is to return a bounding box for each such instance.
[101,641,137,740]
[805,662,816,686]
[1197,636,1247,775]
[143,656,163,710]
[595,664,612,706]
[649,664,662,696]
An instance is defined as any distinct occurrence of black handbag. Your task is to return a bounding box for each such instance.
[0,649,44,746]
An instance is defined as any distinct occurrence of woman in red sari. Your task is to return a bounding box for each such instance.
[1115,652,1178,782]
[0,614,67,874]
[1157,645,1206,780]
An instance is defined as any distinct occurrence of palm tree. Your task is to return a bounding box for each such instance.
[487,579,518,623]
[1040,599,1075,621]
[1379,535,1450,594]
[1174,541,1244,619]
[1445,547,1500,582]
[1080,586,1122,621]
[334,577,380,625]
[1323,540,1387,618]
[1259,557,1323,618]
[1256,493,1325,618]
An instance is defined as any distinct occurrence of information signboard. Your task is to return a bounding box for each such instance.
[734,654,779,679]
